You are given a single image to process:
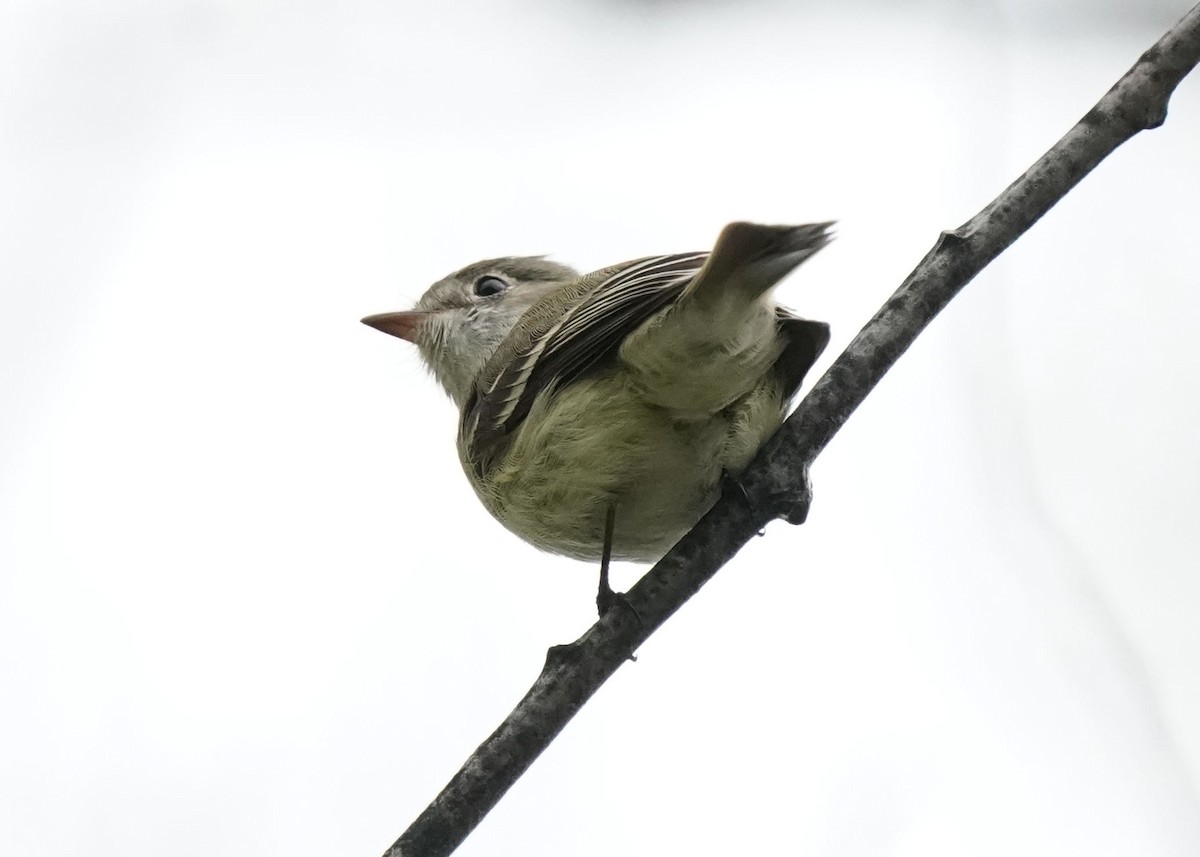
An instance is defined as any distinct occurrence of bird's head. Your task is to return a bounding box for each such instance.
[362,256,578,407]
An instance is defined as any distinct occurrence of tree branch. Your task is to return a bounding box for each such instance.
[385,6,1200,855]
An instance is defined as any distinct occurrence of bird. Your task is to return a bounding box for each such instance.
[363,221,832,610]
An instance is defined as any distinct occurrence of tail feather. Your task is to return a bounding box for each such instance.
[684,221,835,311]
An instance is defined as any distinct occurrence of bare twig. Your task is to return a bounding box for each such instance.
[385,6,1200,855]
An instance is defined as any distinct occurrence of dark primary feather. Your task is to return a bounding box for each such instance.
[773,310,830,401]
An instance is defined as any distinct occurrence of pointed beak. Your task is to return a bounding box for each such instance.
[361,311,426,343]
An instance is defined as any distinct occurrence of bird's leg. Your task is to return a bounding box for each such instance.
[595,505,641,624]
[593,506,640,662]
[595,505,619,616]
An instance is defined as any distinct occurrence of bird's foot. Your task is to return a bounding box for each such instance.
[721,468,766,536]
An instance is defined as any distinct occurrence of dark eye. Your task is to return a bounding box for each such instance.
[473,276,508,298]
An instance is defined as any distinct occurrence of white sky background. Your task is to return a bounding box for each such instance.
[2,0,1199,854]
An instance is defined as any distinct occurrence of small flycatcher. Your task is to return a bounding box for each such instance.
[363,221,832,602]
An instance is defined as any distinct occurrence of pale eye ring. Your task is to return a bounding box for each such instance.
[473,276,508,298]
